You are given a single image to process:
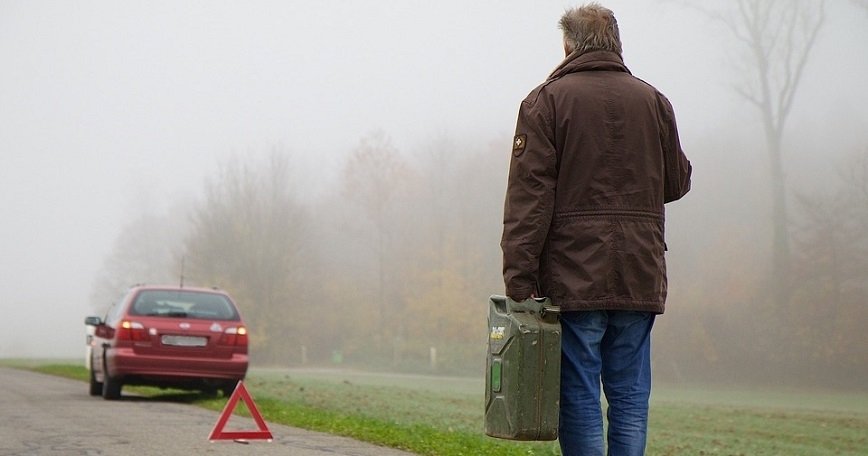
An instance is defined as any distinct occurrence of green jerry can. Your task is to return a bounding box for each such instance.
[485,295,561,441]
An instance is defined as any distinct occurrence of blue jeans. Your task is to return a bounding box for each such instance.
[558,310,655,456]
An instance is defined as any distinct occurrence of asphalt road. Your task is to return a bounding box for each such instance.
[0,367,415,456]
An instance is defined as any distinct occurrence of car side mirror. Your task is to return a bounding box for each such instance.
[84,316,103,326]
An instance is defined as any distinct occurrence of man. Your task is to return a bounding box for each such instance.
[501,4,692,455]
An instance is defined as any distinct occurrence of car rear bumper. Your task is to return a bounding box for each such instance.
[107,348,248,380]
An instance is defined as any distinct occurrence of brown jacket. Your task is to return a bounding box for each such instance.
[501,50,691,313]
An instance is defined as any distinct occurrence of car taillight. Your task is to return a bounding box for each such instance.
[118,320,149,342]
[219,326,248,346]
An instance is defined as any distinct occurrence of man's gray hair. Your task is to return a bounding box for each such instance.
[559,3,622,56]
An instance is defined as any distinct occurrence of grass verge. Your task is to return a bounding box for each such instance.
[11,362,868,456]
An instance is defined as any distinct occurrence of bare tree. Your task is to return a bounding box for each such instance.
[184,149,311,362]
[692,0,826,303]
[341,131,408,337]
[89,206,188,313]
[837,148,868,282]
[788,149,868,384]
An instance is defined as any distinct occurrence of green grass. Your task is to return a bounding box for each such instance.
[648,402,867,455]
[234,374,561,455]
[29,363,90,382]
[7,362,868,455]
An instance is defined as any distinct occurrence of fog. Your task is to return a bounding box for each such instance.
[1,1,866,387]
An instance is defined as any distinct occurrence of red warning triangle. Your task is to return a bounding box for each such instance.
[208,380,274,441]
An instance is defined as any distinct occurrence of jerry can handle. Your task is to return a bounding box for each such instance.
[540,304,560,318]
[530,297,560,319]
[493,295,560,318]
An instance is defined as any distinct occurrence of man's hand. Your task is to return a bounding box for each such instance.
[507,292,535,302]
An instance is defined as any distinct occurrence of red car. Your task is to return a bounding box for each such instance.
[85,285,249,400]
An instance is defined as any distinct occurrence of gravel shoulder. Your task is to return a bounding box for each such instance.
[0,367,415,456]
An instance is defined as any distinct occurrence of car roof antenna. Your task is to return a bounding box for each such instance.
[179,256,185,289]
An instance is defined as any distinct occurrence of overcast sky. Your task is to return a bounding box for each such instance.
[1,0,866,358]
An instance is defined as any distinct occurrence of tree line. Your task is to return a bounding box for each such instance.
[89,132,867,386]
[90,135,507,372]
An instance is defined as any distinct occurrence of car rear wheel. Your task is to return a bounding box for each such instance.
[221,380,240,397]
[88,366,103,396]
[201,385,219,398]
[101,355,123,400]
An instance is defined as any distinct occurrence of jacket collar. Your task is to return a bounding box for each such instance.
[548,50,631,79]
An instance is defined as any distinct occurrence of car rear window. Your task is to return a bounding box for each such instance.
[129,290,240,321]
